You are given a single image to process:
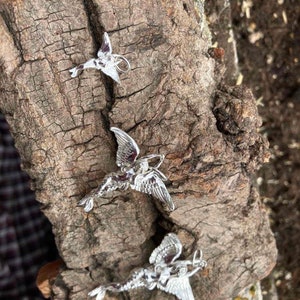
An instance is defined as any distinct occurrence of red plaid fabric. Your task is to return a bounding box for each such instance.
[0,114,57,299]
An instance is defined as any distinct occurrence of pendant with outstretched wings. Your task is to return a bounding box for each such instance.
[88,233,206,300]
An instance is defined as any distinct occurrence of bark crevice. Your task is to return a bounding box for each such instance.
[82,0,116,134]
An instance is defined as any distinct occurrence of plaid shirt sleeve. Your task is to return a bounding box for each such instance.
[0,113,58,300]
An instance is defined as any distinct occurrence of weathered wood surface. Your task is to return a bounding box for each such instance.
[0,0,277,299]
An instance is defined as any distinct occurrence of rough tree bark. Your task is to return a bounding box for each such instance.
[0,0,277,299]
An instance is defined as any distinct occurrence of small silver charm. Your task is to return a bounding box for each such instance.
[69,32,130,83]
[89,233,207,300]
[78,127,175,212]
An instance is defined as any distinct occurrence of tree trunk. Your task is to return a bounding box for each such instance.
[0,0,276,299]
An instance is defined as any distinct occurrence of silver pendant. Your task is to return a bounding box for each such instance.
[69,32,130,83]
[78,127,175,212]
[89,233,207,300]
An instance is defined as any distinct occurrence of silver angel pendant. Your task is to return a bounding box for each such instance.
[89,233,207,300]
[69,32,130,83]
[78,127,175,212]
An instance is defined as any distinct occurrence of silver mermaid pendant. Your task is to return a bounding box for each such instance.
[78,127,175,212]
[69,32,130,83]
[89,233,207,300]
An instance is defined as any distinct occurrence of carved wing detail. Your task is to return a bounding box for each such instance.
[132,171,174,211]
[149,233,182,265]
[97,172,130,195]
[98,32,112,56]
[111,127,140,168]
[88,286,106,300]
[157,276,195,300]
[100,64,120,83]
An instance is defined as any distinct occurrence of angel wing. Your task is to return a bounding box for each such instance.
[88,286,106,300]
[132,171,175,211]
[111,127,140,168]
[157,276,195,300]
[149,233,182,265]
[78,196,95,213]
[100,62,121,83]
[97,32,112,57]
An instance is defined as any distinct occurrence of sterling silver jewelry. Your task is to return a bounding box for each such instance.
[78,127,175,212]
[89,233,207,300]
[69,32,130,83]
